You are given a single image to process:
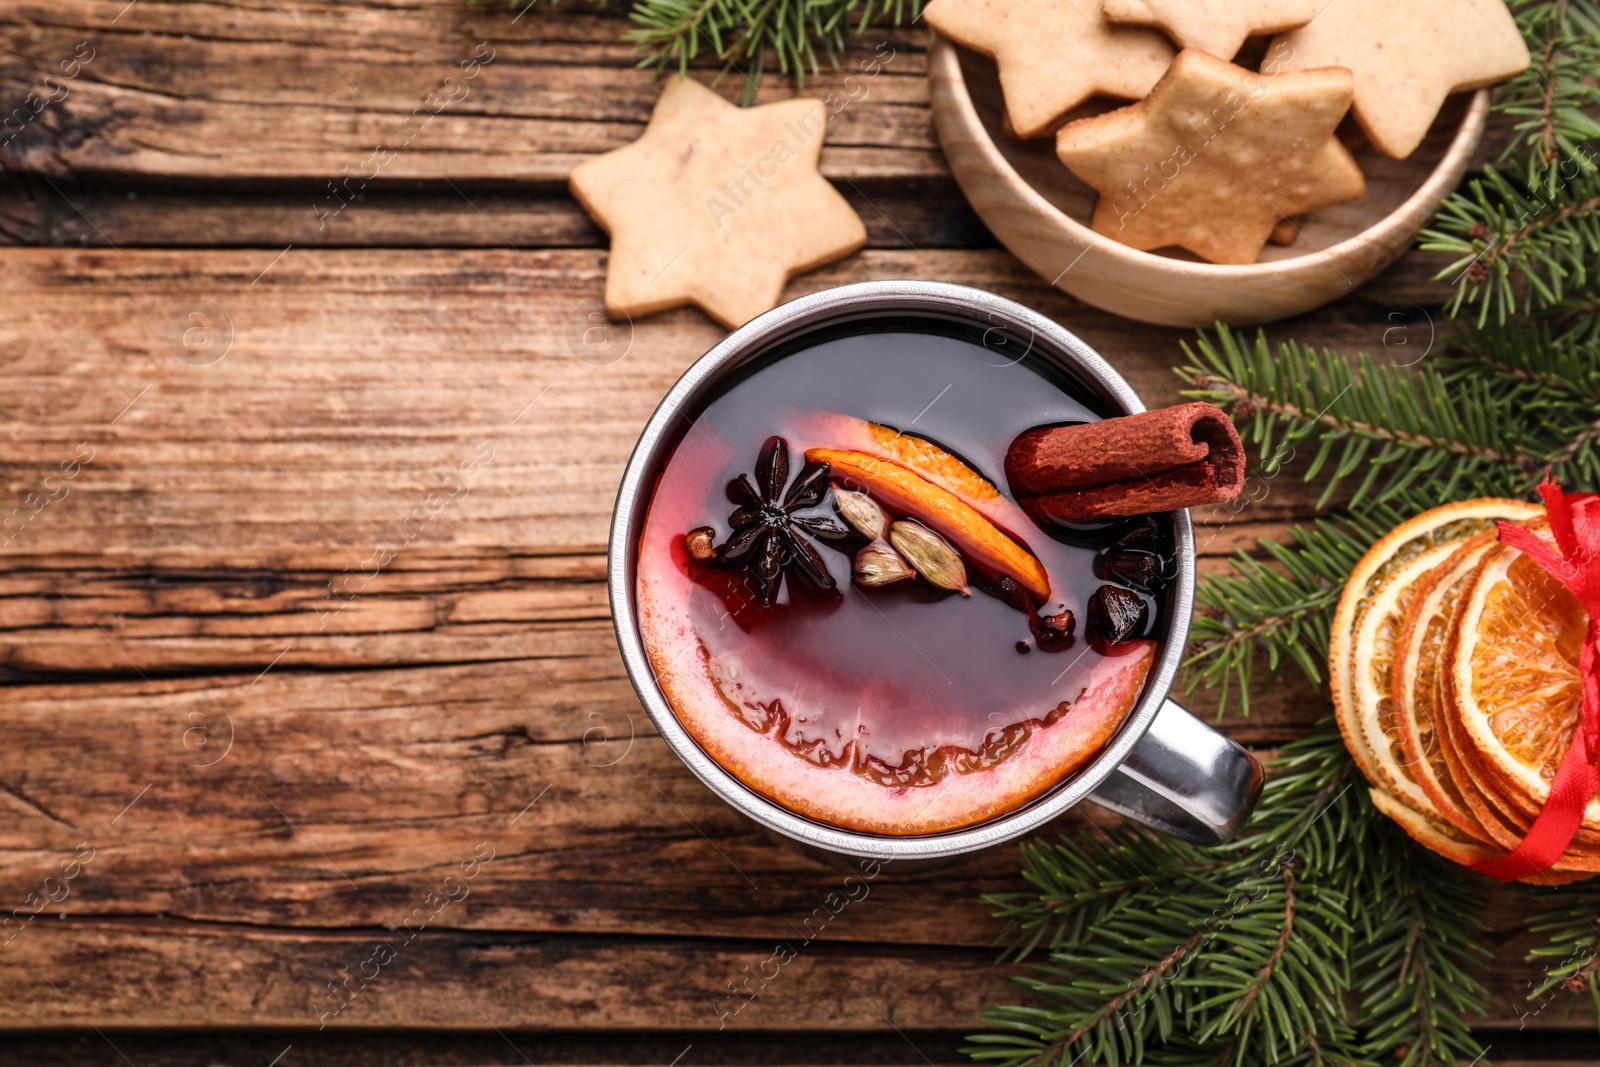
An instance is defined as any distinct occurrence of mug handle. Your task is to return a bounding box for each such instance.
[1087,699,1264,845]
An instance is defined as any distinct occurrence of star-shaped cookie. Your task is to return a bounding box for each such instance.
[1055,49,1366,264]
[1270,0,1529,159]
[1102,0,1314,59]
[569,78,867,329]
[925,0,1175,139]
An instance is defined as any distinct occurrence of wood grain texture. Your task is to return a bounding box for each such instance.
[0,1,937,182]
[0,657,1017,944]
[0,243,1276,1030]
[3,921,1015,1030]
[0,245,1422,570]
[0,546,1327,733]
[0,661,1584,1029]
[0,1048,1594,1067]
[0,174,999,251]
[0,242,1581,1037]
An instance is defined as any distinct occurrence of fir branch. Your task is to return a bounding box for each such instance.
[1175,313,1600,716]
[1551,413,1600,465]
[1419,1,1600,322]
[968,728,1421,1067]
[1184,512,1393,715]
[1351,826,1492,1067]
[1524,880,1600,1032]
[1183,865,1359,1066]
[1441,317,1600,406]
[1180,326,1536,511]
[630,0,922,98]
[1423,162,1600,324]
[1211,868,1297,1024]
[961,5,1600,1062]
[1493,0,1600,166]
[987,830,1216,961]
[495,0,921,101]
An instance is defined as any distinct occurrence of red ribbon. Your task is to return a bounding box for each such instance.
[1471,477,1600,882]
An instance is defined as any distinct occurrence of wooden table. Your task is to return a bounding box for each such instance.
[0,2,1591,1063]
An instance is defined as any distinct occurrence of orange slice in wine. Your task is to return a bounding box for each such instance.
[638,601,1157,834]
[806,446,1051,603]
[794,412,1037,534]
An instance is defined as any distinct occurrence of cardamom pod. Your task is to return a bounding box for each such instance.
[852,542,915,587]
[888,521,969,596]
[834,488,889,540]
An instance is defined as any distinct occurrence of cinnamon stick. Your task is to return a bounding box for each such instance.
[1005,402,1245,523]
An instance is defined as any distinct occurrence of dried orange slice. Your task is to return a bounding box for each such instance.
[1391,532,1505,840]
[1330,498,1540,793]
[1365,788,1495,866]
[807,447,1051,602]
[1435,653,1600,870]
[1434,686,1600,871]
[1352,542,1459,792]
[1327,498,1595,882]
[1367,788,1589,885]
[1393,535,1599,877]
[1446,526,1597,831]
[1429,531,1600,873]
[1429,619,1591,867]
[1344,537,1512,870]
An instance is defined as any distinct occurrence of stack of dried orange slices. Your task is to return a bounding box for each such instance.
[1330,498,1597,885]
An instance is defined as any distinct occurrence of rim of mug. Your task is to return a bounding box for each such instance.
[607,280,1196,860]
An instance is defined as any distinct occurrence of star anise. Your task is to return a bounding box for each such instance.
[712,435,848,605]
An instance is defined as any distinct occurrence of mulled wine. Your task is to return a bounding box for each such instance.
[634,318,1174,834]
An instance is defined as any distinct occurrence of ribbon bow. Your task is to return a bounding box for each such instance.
[1473,476,1600,882]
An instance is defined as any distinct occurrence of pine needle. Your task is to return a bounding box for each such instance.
[966,728,1493,1067]
[498,0,923,102]
[1175,319,1600,716]
[1420,0,1600,324]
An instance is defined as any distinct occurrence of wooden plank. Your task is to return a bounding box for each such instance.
[0,1047,1589,1067]
[0,246,1456,571]
[0,240,1381,728]
[0,660,1016,946]
[0,660,1589,1033]
[0,920,1014,1030]
[0,0,1578,1052]
[0,2,940,183]
[0,171,1477,311]
[0,545,1325,696]
[0,1,1517,190]
[0,547,1329,734]
[0,174,1001,252]
[0,660,1294,952]
[0,888,1586,1032]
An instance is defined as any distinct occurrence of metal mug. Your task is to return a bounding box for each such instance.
[608,280,1263,862]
